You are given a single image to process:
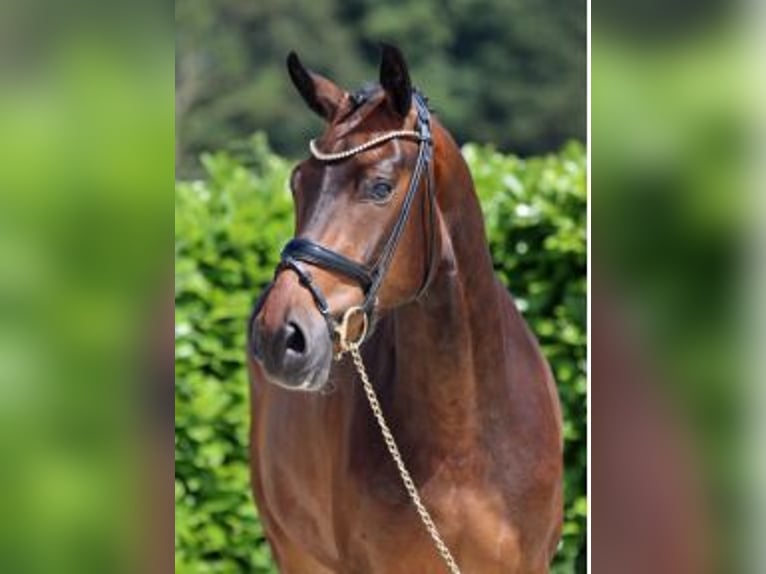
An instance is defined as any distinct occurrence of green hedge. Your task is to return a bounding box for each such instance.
[175,134,586,573]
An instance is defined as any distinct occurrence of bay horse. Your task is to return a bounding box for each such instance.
[248,44,563,573]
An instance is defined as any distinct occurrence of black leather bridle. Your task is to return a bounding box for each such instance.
[274,90,435,349]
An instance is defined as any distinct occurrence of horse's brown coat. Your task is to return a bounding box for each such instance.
[248,48,562,573]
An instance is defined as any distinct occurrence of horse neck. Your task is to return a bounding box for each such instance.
[386,124,505,452]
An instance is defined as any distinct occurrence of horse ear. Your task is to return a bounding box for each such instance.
[287,51,344,120]
[379,43,412,117]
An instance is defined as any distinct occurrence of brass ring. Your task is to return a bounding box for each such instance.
[335,306,369,354]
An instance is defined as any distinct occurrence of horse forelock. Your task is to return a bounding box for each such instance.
[324,84,397,143]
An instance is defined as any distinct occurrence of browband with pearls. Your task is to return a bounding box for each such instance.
[309,130,424,162]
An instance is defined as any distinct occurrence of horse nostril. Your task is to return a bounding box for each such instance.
[284,321,306,355]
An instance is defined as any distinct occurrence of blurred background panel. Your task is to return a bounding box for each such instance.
[175,0,586,176]
[0,1,173,573]
[592,0,760,571]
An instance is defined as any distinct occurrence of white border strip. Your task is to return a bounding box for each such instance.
[585,0,593,573]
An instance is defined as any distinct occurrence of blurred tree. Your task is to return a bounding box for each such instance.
[176,0,585,179]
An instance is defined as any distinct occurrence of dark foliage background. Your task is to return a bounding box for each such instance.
[175,136,586,572]
[175,0,586,177]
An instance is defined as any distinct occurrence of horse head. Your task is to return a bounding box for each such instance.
[250,44,440,392]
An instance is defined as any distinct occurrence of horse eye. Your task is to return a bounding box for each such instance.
[368,181,393,201]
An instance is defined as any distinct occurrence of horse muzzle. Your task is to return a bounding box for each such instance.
[250,294,333,392]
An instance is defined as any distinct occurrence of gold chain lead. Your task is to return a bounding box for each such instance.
[348,344,463,574]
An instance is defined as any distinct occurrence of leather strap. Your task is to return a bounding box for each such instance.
[361,103,431,313]
[281,238,374,291]
[414,154,438,301]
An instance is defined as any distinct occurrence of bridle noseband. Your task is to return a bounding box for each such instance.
[275,91,434,355]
